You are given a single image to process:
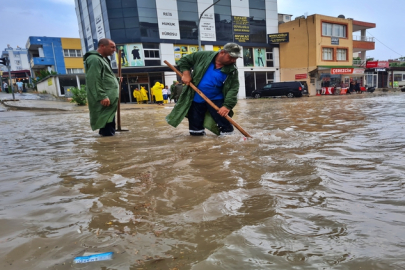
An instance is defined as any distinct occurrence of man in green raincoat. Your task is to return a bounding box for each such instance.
[84,38,120,136]
[166,43,241,136]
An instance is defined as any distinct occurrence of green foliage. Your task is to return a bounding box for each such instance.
[366,58,374,61]
[70,85,87,106]
[353,57,361,60]
[31,70,58,90]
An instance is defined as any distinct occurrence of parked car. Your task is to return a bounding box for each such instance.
[251,81,308,98]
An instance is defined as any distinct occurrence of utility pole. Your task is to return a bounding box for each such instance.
[198,0,221,51]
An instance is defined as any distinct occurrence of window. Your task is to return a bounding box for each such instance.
[15,60,21,65]
[144,49,160,59]
[394,74,402,81]
[336,48,347,61]
[322,48,333,60]
[63,49,82,57]
[14,53,20,58]
[322,22,346,38]
[66,68,84,74]
[403,74,405,80]
[266,49,273,67]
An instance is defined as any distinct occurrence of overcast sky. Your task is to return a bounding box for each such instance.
[1,0,403,60]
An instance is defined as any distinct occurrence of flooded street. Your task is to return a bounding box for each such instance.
[1,93,405,270]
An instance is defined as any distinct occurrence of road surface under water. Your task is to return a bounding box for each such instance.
[0,93,404,270]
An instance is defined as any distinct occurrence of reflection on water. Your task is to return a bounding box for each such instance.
[1,94,405,269]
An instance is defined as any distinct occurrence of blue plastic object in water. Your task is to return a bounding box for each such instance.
[73,252,114,264]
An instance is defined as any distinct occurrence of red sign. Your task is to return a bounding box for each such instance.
[295,74,307,79]
[331,68,364,75]
[366,61,389,68]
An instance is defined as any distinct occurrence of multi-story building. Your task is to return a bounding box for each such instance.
[26,37,84,77]
[74,0,280,101]
[279,14,376,95]
[1,46,31,85]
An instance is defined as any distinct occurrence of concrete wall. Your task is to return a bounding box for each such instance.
[37,77,59,96]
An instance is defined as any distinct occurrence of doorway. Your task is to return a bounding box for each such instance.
[129,83,150,103]
[244,71,274,97]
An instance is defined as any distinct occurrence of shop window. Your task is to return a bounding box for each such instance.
[336,48,347,61]
[394,74,402,81]
[322,48,333,61]
[322,22,346,38]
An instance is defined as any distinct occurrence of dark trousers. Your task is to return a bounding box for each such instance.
[99,117,116,136]
[188,100,233,136]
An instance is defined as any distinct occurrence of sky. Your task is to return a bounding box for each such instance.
[1,0,404,60]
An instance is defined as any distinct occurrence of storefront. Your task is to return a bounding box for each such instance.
[310,67,365,95]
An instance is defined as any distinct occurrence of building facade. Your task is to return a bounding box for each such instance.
[279,14,375,95]
[26,37,84,78]
[74,0,280,101]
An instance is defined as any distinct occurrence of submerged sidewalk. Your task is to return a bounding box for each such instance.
[0,92,175,112]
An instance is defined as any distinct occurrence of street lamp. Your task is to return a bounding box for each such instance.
[197,0,221,51]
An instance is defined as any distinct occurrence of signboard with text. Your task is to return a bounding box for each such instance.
[268,33,289,44]
[331,37,339,45]
[295,74,308,79]
[331,68,364,75]
[366,61,389,68]
[233,16,250,43]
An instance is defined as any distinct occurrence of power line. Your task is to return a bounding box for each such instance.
[367,31,403,58]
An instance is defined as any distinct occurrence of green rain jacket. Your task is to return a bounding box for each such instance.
[166,51,239,135]
[84,50,119,131]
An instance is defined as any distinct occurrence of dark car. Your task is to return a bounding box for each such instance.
[251,81,308,98]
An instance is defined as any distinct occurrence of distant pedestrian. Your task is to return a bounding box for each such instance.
[163,85,168,104]
[16,80,23,94]
[2,81,7,92]
[84,38,120,136]
[167,83,172,103]
[355,81,361,94]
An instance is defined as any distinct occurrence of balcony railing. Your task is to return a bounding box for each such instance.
[353,60,366,66]
[353,35,375,42]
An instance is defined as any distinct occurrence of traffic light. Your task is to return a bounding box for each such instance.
[0,57,9,66]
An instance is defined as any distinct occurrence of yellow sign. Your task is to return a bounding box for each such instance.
[234,34,250,43]
[268,33,289,44]
[48,78,53,86]
[0,71,3,76]
[173,45,203,61]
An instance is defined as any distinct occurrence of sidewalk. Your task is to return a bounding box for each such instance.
[0,92,175,112]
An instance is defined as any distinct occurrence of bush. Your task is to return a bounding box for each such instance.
[70,85,87,106]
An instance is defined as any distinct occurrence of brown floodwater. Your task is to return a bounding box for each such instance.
[1,93,405,270]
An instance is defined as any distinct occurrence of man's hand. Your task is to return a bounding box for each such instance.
[182,71,192,85]
[100,98,110,106]
[217,106,230,117]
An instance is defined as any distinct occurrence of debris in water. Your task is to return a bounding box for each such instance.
[73,252,114,264]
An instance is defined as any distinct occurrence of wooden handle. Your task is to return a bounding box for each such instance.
[164,60,252,138]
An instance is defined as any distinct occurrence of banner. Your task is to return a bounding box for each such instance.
[233,16,250,43]
[174,45,202,61]
[366,61,389,68]
[253,48,266,67]
[116,44,145,67]
[295,74,308,79]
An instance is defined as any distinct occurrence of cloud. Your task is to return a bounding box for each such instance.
[47,0,75,5]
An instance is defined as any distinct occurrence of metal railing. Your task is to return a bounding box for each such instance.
[353,35,375,42]
[353,60,366,66]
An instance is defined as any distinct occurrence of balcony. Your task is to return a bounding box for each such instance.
[30,57,54,68]
[353,35,374,42]
[353,59,366,67]
[353,35,375,52]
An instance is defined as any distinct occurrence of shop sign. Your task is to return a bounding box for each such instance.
[295,74,307,79]
[331,37,339,45]
[331,68,364,75]
[268,33,289,44]
[375,68,386,72]
[233,16,250,43]
[366,61,389,68]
